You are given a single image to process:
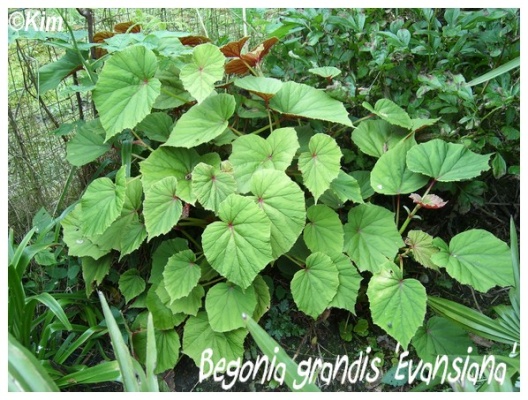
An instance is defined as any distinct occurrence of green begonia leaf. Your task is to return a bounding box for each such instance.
[298,133,342,202]
[146,284,187,330]
[143,176,182,241]
[206,282,257,332]
[202,194,273,289]
[291,252,339,319]
[164,94,235,148]
[367,270,427,349]
[303,205,344,254]
[135,112,174,143]
[250,170,306,259]
[352,120,407,158]
[166,285,204,316]
[252,275,271,322]
[327,171,364,204]
[93,46,161,141]
[234,76,283,100]
[412,316,472,362]
[406,139,491,182]
[82,254,112,297]
[430,229,513,292]
[163,250,201,302]
[118,269,146,303]
[371,137,429,195]
[309,66,341,79]
[192,162,236,213]
[183,312,247,368]
[270,81,352,127]
[229,127,299,193]
[405,230,440,270]
[133,327,181,374]
[66,119,111,166]
[61,204,112,260]
[150,238,189,284]
[38,49,85,93]
[140,147,200,204]
[153,62,193,109]
[80,167,126,238]
[180,43,225,103]
[351,171,375,200]
[362,99,412,129]
[343,204,405,273]
[328,253,362,314]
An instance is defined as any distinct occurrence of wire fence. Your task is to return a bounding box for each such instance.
[8,8,262,239]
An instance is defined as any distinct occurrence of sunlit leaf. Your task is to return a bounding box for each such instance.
[143,176,182,241]
[303,204,344,254]
[206,282,257,332]
[202,194,273,289]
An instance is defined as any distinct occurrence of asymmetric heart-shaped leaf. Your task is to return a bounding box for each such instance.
[234,76,283,101]
[140,147,200,203]
[153,62,193,109]
[343,204,405,273]
[406,139,491,182]
[229,127,299,193]
[412,316,472,362]
[291,252,339,319]
[66,119,111,166]
[202,194,273,289]
[133,327,181,374]
[80,167,126,238]
[352,120,407,158]
[93,46,161,141]
[165,93,236,148]
[362,99,412,129]
[146,285,187,330]
[250,170,306,259]
[150,238,189,284]
[183,312,247,368]
[303,205,344,254]
[298,133,342,202]
[309,66,342,79]
[367,269,427,349]
[251,275,271,322]
[270,81,352,127]
[165,285,204,316]
[328,253,362,314]
[327,171,364,204]
[118,269,146,303]
[82,255,112,296]
[135,112,174,143]
[405,230,440,270]
[180,43,225,103]
[143,176,182,241]
[163,250,201,302]
[61,204,112,260]
[192,162,236,213]
[371,137,429,195]
[38,49,85,93]
[206,282,257,332]
[430,229,513,292]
